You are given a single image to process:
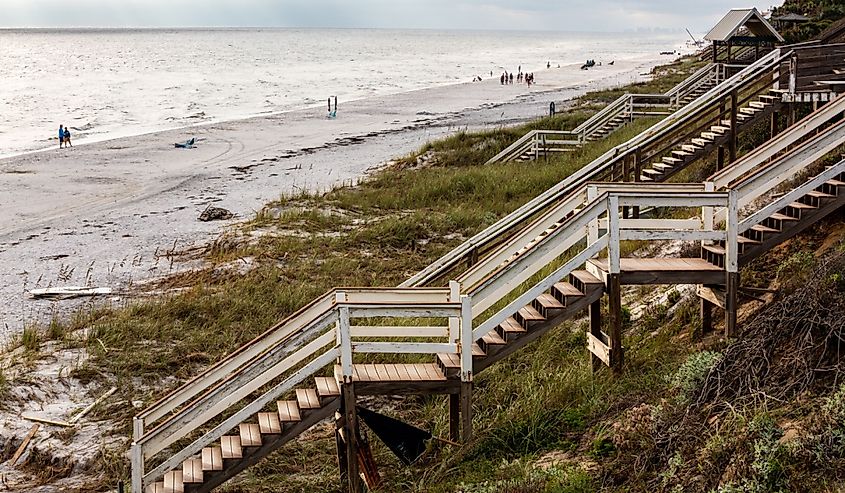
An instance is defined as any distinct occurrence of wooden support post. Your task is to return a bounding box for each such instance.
[335,412,349,484]
[467,248,479,269]
[589,299,603,372]
[788,103,796,127]
[448,394,460,442]
[460,382,472,442]
[700,297,713,334]
[770,111,780,139]
[608,274,624,372]
[725,272,739,338]
[342,384,362,493]
[729,90,738,164]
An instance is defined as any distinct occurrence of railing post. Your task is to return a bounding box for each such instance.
[606,195,623,372]
[725,190,739,338]
[131,441,143,493]
[337,292,353,384]
[448,280,461,343]
[587,185,599,247]
[702,181,715,241]
[459,295,473,442]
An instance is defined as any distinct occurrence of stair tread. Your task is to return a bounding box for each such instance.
[481,330,507,346]
[221,435,243,459]
[663,156,682,164]
[499,317,527,334]
[737,236,761,244]
[314,376,341,398]
[571,270,603,286]
[164,471,184,493]
[258,411,283,435]
[437,352,459,368]
[826,179,845,186]
[182,458,203,484]
[789,201,817,209]
[770,212,798,221]
[751,224,779,233]
[146,483,165,493]
[703,244,725,255]
[553,282,583,297]
[639,175,654,181]
[201,446,224,471]
[239,423,262,448]
[277,400,302,422]
[807,190,835,198]
[296,388,321,410]
[535,293,565,309]
[518,306,545,322]
[472,343,486,357]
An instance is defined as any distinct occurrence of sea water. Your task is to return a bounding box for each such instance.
[0,28,684,157]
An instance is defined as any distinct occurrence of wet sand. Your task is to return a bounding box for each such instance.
[0,56,668,334]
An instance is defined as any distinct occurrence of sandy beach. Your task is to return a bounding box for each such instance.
[0,56,667,335]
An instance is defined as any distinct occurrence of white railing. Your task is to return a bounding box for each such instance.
[485,64,724,165]
[409,49,787,288]
[132,287,473,492]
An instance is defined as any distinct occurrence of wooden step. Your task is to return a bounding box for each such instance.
[736,236,761,245]
[221,435,243,459]
[497,317,527,342]
[691,138,711,146]
[751,224,779,233]
[759,95,780,102]
[770,212,798,222]
[642,168,662,176]
[163,471,184,493]
[436,353,460,376]
[702,244,726,255]
[639,175,654,181]
[515,305,545,327]
[146,483,165,493]
[788,201,817,210]
[720,120,732,127]
[740,107,760,115]
[480,330,507,349]
[663,156,682,165]
[239,423,262,448]
[533,293,565,317]
[827,179,845,187]
[314,376,341,400]
[671,150,692,159]
[277,400,302,422]
[201,446,224,471]
[182,458,203,484]
[701,132,718,140]
[652,162,672,171]
[807,190,835,199]
[296,388,321,410]
[711,125,729,134]
[258,412,282,435]
[570,270,602,291]
[681,144,701,153]
[552,281,583,301]
[749,101,768,109]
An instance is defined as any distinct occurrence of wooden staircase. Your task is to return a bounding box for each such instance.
[143,271,604,493]
[638,92,782,182]
[437,270,604,375]
[702,169,845,270]
[145,377,341,493]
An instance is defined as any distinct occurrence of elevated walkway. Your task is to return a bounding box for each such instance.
[131,55,845,493]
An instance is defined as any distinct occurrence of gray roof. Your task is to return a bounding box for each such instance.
[773,12,811,22]
[705,8,785,43]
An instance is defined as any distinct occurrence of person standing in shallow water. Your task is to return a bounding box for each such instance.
[58,125,64,148]
[63,126,72,147]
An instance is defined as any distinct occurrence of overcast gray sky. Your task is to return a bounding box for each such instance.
[1,0,782,32]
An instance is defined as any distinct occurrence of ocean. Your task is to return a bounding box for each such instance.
[0,28,685,157]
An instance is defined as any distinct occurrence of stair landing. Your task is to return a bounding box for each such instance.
[587,258,726,285]
[333,363,456,395]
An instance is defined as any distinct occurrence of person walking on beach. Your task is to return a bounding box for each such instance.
[63,126,72,147]
[509,73,513,84]
[58,125,64,148]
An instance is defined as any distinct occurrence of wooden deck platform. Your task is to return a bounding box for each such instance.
[333,363,457,395]
[587,258,726,285]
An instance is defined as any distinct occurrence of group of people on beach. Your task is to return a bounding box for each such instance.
[58,125,72,148]
[500,66,535,87]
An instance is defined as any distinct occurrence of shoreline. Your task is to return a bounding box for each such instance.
[0,54,671,334]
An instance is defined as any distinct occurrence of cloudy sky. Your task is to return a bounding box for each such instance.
[2,0,782,32]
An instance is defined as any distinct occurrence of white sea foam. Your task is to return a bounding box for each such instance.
[0,28,685,157]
